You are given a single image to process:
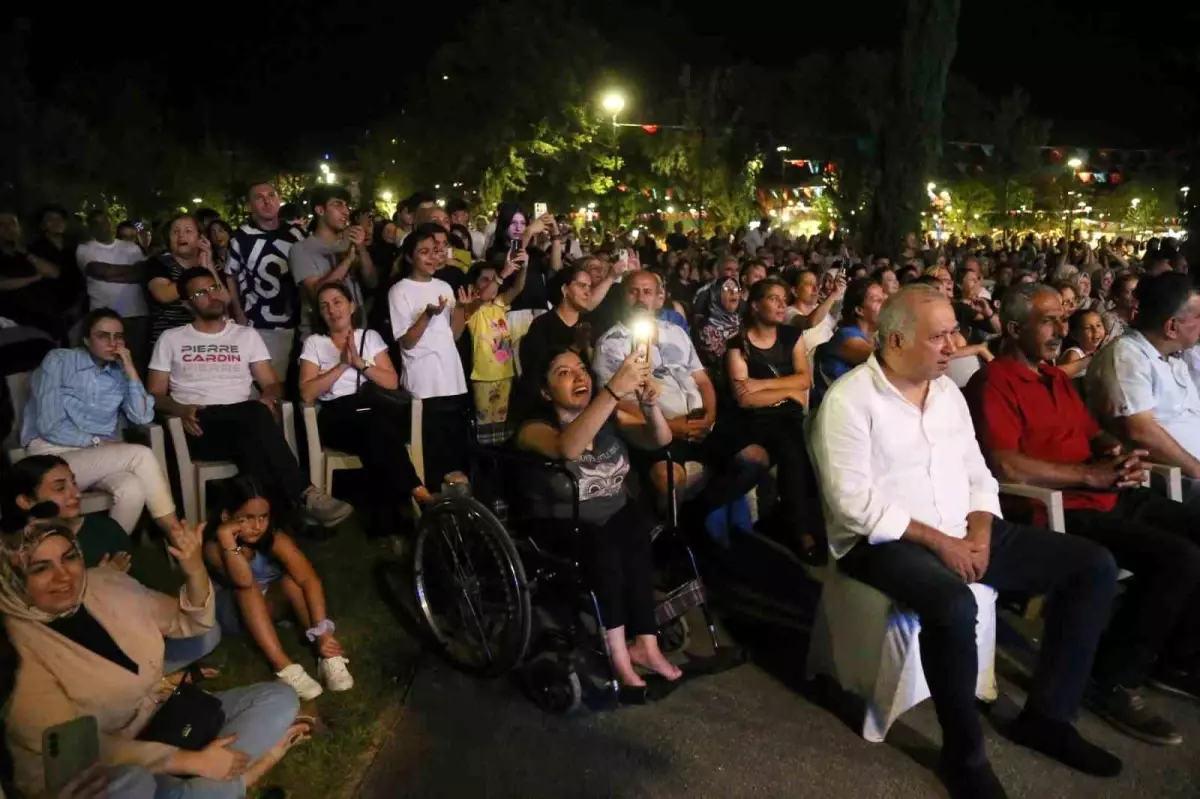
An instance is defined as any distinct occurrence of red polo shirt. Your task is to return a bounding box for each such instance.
[964,355,1118,520]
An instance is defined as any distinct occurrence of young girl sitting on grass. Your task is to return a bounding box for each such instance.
[204,476,353,701]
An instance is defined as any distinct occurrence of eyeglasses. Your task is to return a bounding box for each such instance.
[188,284,224,301]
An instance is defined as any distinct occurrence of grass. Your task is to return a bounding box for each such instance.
[132,517,420,798]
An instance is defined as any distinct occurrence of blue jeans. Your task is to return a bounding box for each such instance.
[108,764,158,797]
[162,626,223,674]
[152,683,299,799]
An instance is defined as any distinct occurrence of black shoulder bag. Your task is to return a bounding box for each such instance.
[353,330,411,416]
[136,674,225,751]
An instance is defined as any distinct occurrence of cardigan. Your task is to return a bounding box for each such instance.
[4,567,215,795]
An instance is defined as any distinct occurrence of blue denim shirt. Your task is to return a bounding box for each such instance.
[20,348,155,447]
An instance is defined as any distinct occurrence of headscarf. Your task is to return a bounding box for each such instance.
[695,276,742,368]
[0,521,87,624]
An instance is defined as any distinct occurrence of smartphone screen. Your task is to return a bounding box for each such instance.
[687,408,706,420]
[43,716,99,794]
[509,239,521,255]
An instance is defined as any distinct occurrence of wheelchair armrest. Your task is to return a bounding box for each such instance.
[1146,462,1183,502]
[998,483,1066,532]
[472,444,582,528]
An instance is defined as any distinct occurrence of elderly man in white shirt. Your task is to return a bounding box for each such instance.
[812,284,1120,799]
[1087,272,1200,501]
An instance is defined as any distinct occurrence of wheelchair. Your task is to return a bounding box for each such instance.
[410,441,736,713]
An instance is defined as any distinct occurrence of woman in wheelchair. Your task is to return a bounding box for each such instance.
[299,283,433,520]
[516,345,683,693]
[203,476,354,701]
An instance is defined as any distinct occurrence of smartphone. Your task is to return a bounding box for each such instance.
[631,318,654,361]
[686,408,706,421]
[828,267,842,280]
[43,716,100,794]
[618,248,629,265]
[445,245,453,261]
[509,239,521,256]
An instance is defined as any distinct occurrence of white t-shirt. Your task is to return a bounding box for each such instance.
[76,240,149,317]
[388,277,467,399]
[299,329,389,401]
[149,320,271,406]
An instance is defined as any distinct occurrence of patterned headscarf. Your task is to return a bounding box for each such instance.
[0,521,87,624]
[696,277,743,366]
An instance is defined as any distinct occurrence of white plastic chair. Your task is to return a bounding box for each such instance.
[303,398,425,495]
[806,565,998,742]
[6,371,168,518]
[166,402,297,525]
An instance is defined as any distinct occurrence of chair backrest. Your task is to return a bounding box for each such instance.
[2,372,32,455]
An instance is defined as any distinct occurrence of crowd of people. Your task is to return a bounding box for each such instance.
[0,184,1197,798]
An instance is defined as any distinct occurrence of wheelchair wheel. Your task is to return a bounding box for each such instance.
[521,651,582,715]
[413,496,531,677]
[657,614,691,656]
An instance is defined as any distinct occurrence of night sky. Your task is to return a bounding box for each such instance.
[18,1,1196,159]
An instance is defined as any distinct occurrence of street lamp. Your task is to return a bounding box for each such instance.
[381,190,394,203]
[601,91,626,118]
[1067,158,1083,169]
[191,197,203,204]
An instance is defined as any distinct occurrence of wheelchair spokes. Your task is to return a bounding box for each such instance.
[414,497,532,677]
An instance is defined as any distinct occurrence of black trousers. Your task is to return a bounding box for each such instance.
[318,399,422,497]
[188,401,307,503]
[744,409,824,543]
[581,501,657,637]
[838,519,1117,767]
[421,394,471,490]
[1065,488,1200,687]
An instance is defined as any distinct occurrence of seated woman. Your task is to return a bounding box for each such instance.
[726,278,825,561]
[1057,307,1106,379]
[516,346,682,697]
[299,283,432,526]
[1,519,309,799]
[2,454,223,683]
[810,277,885,410]
[20,308,181,537]
[204,476,353,701]
[693,275,742,391]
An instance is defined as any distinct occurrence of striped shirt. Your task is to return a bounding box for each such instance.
[20,348,155,448]
[225,222,306,330]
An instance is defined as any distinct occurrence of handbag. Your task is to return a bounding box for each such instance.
[136,679,225,751]
[352,329,411,416]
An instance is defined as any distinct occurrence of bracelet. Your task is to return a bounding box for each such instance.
[604,384,621,402]
[305,619,335,642]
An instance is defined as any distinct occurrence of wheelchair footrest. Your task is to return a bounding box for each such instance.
[655,579,706,626]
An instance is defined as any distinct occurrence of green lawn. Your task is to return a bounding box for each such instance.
[133,521,421,798]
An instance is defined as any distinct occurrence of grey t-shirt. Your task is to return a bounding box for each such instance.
[289,235,363,337]
[520,414,631,525]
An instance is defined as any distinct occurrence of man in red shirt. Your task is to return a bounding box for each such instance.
[966,282,1200,747]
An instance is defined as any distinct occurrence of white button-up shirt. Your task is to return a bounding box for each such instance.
[812,355,1002,559]
[1086,330,1200,459]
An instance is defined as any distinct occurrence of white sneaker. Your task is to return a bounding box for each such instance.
[277,663,324,700]
[318,656,354,692]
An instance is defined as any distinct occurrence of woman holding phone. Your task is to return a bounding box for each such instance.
[517,346,682,699]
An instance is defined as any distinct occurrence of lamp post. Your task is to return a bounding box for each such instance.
[1065,158,1083,245]
[601,91,626,129]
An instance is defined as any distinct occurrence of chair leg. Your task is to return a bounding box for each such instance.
[181,468,199,527]
[324,462,335,498]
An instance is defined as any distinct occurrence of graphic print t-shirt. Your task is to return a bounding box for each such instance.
[148,320,271,406]
[467,299,514,382]
[225,222,306,330]
[521,413,630,525]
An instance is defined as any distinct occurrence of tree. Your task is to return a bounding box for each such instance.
[941,179,995,235]
[865,0,962,256]
[398,0,622,218]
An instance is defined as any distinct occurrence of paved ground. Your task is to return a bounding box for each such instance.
[357,533,1200,799]
[357,613,1200,799]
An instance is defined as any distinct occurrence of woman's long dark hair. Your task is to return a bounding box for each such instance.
[0,455,69,533]
[205,474,278,552]
[490,202,527,253]
[838,277,877,327]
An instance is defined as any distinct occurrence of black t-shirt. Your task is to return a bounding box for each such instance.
[727,325,805,420]
[28,238,82,310]
[954,302,992,346]
[519,309,588,380]
[501,245,551,312]
[48,606,139,674]
[0,251,58,331]
[666,232,689,251]
[145,254,194,347]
